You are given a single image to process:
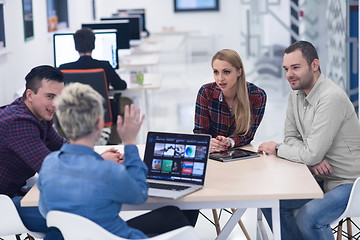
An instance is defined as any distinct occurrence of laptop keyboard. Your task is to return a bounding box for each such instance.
[148,182,190,191]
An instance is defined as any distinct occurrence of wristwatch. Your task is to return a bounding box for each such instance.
[275,143,282,155]
[229,138,235,148]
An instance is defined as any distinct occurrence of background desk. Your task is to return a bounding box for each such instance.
[113,73,162,91]
[111,73,162,143]
[21,145,323,240]
[119,54,160,72]
[131,41,163,55]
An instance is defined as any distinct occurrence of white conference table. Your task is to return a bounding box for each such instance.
[21,145,323,240]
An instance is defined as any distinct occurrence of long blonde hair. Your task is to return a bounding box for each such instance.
[212,49,251,135]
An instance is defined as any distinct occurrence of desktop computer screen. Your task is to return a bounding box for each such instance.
[53,30,119,69]
[116,9,147,34]
[82,21,130,50]
[101,16,142,41]
[174,0,219,12]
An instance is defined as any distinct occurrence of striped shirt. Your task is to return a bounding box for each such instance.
[194,82,267,147]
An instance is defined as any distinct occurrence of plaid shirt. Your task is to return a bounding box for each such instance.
[194,82,266,147]
[0,98,66,197]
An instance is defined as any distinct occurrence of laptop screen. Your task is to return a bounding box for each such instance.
[144,132,211,185]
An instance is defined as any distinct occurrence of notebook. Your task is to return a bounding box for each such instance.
[209,148,259,162]
[143,131,211,199]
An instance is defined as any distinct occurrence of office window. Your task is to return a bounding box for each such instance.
[22,0,34,41]
[0,4,5,48]
[47,0,68,32]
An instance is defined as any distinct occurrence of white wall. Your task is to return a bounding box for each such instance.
[0,0,290,106]
[96,0,243,52]
[0,0,93,106]
[0,0,53,105]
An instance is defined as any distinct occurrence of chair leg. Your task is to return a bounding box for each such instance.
[337,220,344,240]
[346,217,352,240]
[231,208,251,240]
[211,209,221,235]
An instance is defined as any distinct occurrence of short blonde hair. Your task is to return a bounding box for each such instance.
[55,83,104,140]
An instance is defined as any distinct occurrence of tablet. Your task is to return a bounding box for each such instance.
[209,148,259,162]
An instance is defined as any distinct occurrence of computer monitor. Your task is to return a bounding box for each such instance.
[116,8,147,34]
[82,21,130,50]
[101,16,142,41]
[53,30,119,69]
[174,0,219,12]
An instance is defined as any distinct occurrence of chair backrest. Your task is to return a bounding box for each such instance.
[0,194,29,235]
[60,69,112,127]
[47,210,200,240]
[343,177,360,218]
[0,194,44,238]
[47,210,126,240]
[332,177,360,225]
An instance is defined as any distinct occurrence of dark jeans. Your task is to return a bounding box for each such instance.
[12,196,63,240]
[127,207,196,237]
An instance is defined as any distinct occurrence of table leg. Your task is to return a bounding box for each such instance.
[272,202,281,240]
[231,208,251,240]
[144,89,150,132]
[257,208,269,240]
[215,208,246,240]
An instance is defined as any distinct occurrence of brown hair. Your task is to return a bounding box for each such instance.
[211,49,251,135]
[284,40,321,72]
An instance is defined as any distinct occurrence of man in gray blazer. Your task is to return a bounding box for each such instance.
[258,40,360,240]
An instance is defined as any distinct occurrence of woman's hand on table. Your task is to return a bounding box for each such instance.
[101,147,124,164]
[210,136,231,153]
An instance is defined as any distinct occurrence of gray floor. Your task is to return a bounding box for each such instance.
[2,50,359,240]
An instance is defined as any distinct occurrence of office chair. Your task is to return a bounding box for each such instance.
[60,69,116,127]
[332,177,360,240]
[47,210,200,240]
[0,194,45,240]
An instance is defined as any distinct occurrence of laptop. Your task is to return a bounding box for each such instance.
[143,131,211,199]
[209,148,259,162]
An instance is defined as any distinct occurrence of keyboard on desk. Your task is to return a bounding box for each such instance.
[148,182,190,191]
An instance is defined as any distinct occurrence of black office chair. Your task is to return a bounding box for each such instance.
[60,69,115,127]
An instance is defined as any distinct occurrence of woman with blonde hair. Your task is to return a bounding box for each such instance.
[194,49,267,152]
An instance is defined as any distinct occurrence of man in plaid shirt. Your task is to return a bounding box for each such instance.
[0,65,66,239]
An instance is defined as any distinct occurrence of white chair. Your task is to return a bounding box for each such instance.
[332,177,360,240]
[0,194,45,240]
[47,210,200,240]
